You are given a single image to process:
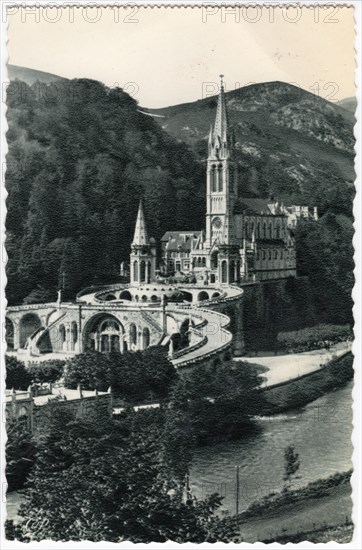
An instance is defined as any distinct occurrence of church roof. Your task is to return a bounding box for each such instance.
[161,231,201,251]
[132,200,149,246]
[236,198,286,216]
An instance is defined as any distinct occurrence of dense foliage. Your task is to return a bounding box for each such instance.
[277,323,352,353]
[65,347,178,402]
[295,214,354,325]
[165,361,267,445]
[11,406,238,542]
[27,360,65,384]
[6,79,204,304]
[6,418,37,492]
[6,356,32,390]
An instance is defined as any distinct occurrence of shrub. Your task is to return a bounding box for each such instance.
[277,324,352,352]
[27,360,65,384]
[6,356,32,390]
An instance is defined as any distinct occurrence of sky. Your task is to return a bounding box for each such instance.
[6,5,356,107]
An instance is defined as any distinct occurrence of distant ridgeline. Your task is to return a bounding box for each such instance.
[5,75,354,325]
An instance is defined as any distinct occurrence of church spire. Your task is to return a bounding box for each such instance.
[132,199,149,246]
[213,74,228,144]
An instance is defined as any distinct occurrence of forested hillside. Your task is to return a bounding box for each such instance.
[5,79,204,304]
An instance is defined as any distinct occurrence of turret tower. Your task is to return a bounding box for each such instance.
[130,200,156,285]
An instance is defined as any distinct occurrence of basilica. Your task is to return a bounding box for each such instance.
[130,77,317,287]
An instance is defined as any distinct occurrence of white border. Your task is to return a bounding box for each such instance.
[1,1,361,549]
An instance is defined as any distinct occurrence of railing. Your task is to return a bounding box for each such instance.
[140,311,163,333]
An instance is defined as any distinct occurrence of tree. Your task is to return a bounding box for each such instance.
[27,360,65,384]
[6,418,37,492]
[65,347,178,402]
[283,445,300,489]
[6,356,32,390]
[16,406,238,542]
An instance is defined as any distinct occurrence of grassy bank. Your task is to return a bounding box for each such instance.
[237,471,352,543]
[262,353,353,414]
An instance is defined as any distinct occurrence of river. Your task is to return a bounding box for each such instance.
[190,382,353,515]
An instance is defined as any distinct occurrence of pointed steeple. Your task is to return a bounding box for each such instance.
[132,199,149,246]
[213,75,228,144]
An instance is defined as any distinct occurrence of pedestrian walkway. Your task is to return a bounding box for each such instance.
[235,342,351,387]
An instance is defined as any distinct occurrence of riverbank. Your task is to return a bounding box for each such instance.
[262,352,353,415]
[237,471,352,543]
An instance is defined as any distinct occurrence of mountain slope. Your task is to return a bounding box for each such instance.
[337,97,357,115]
[145,81,355,218]
[7,64,68,85]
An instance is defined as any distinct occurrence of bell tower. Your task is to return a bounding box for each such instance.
[130,200,156,285]
[205,76,240,284]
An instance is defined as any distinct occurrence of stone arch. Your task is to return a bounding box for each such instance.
[5,317,14,350]
[104,294,116,301]
[182,291,193,303]
[83,313,124,353]
[142,327,150,350]
[120,290,132,301]
[211,291,220,299]
[141,295,148,302]
[19,313,42,349]
[197,291,209,302]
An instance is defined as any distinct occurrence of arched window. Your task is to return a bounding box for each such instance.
[263,250,266,260]
[218,164,223,191]
[59,324,66,343]
[140,260,146,282]
[130,323,137,346]
[71,322,78,350]
[143,327,150,350]
[269,250,272,260]
[276,224,280,239]
[211,251,218,270]
[133,260,138,282]
[275,249,278,259]
[230,260,235,283]
[202,257,206,267]
[250,221,255,238]
[221,260,228,283]
[257,222,261,238]
[245,222,249,239]
[268,223,272,239]
[211,165,217,192]
[263,222,267,238]
[147,261,152,283]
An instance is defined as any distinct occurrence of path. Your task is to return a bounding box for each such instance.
[236,342,351,387]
